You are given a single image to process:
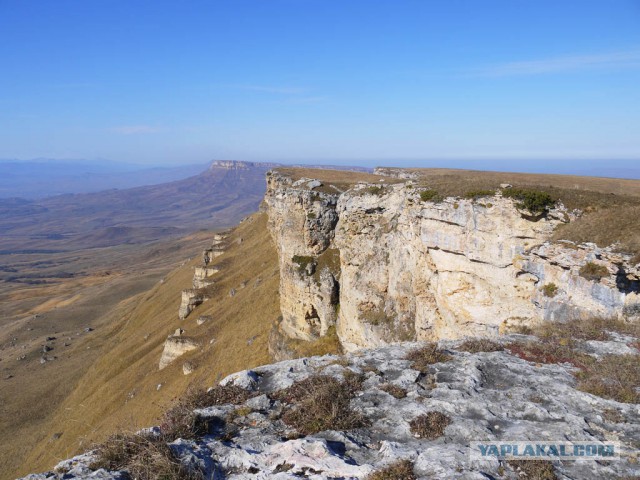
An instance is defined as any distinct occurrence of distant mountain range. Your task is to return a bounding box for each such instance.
[0,159,211,199]
[0,161,273,252]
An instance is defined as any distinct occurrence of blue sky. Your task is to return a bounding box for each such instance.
[1,0,639,168]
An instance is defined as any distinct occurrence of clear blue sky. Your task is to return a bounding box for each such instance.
[1,0,639,167]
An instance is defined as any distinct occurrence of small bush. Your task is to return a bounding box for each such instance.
[507,460,557,480]
[379,383,407,399]
[541,283,559,298]
[405,343,451,373]
[367,186,385,196]
[502,188,556,214]
[623,303,640,317]
[409,411,451,439]
[366,460,416,480]
[456,338,503,353]
[273,374,367,435]
[465,189,495,199]
[579,262,609,282]
[91,433,202,480]
[419,190,438,202]
[307,212,316,219]
[161,384,253,440]
[361,309,391,326]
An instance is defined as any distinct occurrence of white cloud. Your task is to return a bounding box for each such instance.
[474,49,640,77]
[110,125,160,135]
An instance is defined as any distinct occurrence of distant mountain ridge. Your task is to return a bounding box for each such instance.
[0,159,210,199]
[0,161,274,253]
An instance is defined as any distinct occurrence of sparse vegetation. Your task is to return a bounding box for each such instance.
[405,343,452,373]
[541,283,559,298]
[280,325,343,358]
[361,308,391,326]
[419,190,439,202]
[161,384,254,440]
[502,188,556,214]
[367,185,385,196]
[507,460,558,480]
[465,189,495,199]
[307,211,316,219]
[91,383,257,476]
[576,354,640,404]
[272,374,368,435]
[91,432,203,480]
[366,460,417,480]
[579,262,609,281]
[292,255,315,273]
[506,338,592,369]
[312,247,341,283]
[507,317,640,404]
[379,383,408,399]
[533,316,640,341]
[409,411,451,439]
[456,338,503,353]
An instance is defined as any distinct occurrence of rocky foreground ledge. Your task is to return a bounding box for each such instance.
[22,337,639,480]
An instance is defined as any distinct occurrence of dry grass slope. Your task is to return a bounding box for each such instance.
[19,212,281,476]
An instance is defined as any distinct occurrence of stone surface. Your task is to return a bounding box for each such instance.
[158,336,199,370]
[178,289,210,320]
[193,266,219,289]
[21,340,640,479]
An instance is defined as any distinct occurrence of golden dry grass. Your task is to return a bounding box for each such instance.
[366,460,416,480]
[18,212,281,476]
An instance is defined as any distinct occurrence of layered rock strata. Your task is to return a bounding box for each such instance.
[265,172,640,351]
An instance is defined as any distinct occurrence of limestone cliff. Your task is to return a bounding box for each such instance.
[265,170,640,351]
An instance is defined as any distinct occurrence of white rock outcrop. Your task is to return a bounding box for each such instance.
[22,340,640,479]
[178,289,210,320]
[265,172,640,351]
[158,335,199,369]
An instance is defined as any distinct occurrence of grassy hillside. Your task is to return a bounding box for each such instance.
[16,212,281,477]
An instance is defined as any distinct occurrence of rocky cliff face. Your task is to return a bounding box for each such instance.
[265,171,640,351]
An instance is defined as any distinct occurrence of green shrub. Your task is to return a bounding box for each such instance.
[307,212,316,219]
[361,309,391,326]
[292,255,315,273]
[502,188,556,214]
[367,186,385,196]
[579,262,609,281]
[419,190,438,202]
[541,283,559,297]
[464,189,495,199]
